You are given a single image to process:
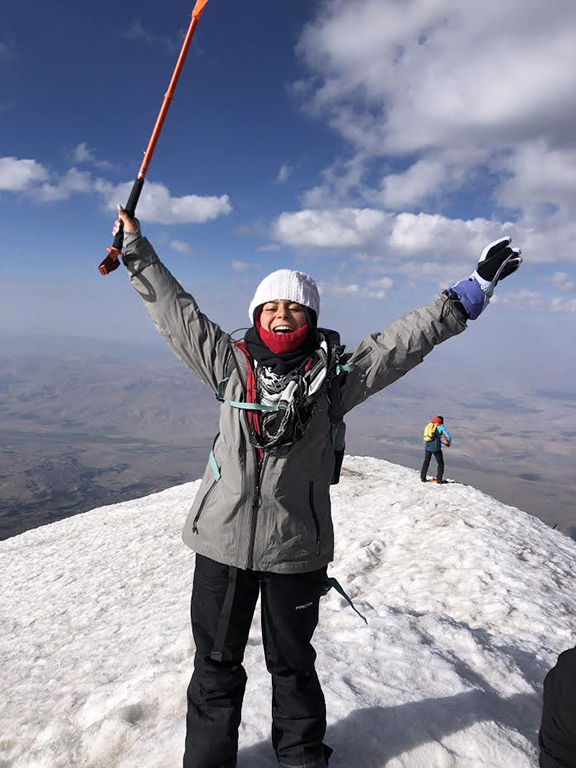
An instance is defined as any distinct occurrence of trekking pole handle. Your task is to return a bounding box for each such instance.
[98,177,145,276]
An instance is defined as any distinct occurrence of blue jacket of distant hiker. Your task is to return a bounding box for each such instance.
[123,237,468,574]
[425,425,451,452]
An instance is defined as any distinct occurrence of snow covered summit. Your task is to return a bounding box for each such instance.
[2,456,575,767]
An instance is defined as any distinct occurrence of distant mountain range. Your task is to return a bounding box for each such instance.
[1,335,575,542]
[0,341,218,538]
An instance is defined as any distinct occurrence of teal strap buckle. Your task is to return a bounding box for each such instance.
[225,400,279,412]
[336,363,355,375]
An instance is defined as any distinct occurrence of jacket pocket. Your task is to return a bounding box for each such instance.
[192,477,219,534]
[308,480,321,555]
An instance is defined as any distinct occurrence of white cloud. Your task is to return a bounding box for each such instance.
[497,290,576,313]
[72,143,95,164]
[273,208,389,248]
[294,0,576,253]
[388,213,509,259]
[301,153,368,208]
[0,157,48,191]
[272,203,576,269]
[276,164,293,184]
[494,289,547,312]
[389,213,576,266]
[549,272,576,292]
[514,219,576,265]
[551,296,576,312]
[365,277,394,299]
[318,280,360,298]
[273,207,515,261]
[298,0,576,156]
[495,140,576,215]
[319,276,393,300]
[35,168,92,202]
[0,157,232,223]
[96,179,233,224]
[381,158,452,210]
[355,254,463,283]
[71,142,112,171]
[0,156,90,202]
[366,277,393,290]
[169,240,191,253]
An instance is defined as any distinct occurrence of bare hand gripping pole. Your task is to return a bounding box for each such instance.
[99,0,211,276]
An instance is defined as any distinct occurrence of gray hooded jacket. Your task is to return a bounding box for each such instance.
[124,237,467,573]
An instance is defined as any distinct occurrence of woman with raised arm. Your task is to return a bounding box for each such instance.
[113,207,522,768]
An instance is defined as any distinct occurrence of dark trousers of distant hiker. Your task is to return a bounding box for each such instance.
[184,554,332,768]
[539,646,576,767]
[420,449,444,482]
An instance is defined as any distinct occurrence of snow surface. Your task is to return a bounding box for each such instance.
[2,456,576,768]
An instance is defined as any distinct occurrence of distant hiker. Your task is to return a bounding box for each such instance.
[113,208,522,768]
[539,646,576,767]
[421,416,451,484]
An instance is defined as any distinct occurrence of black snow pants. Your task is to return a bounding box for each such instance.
[421,449,444,482]
[539,646,576,767]
[183,554,332,768]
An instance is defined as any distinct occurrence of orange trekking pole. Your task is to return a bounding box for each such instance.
[99,0,211,276]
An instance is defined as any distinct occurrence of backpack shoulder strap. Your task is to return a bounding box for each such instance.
[215,340,250,402]
[327,344,355,484]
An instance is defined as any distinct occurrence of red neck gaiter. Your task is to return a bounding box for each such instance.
[256,317,309,354]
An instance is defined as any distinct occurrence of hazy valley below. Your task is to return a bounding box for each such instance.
[1,335,575,542]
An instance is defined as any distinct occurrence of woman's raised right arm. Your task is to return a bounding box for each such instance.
[114,209,231,393]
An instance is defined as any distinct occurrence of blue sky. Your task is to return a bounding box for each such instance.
[2,0,576,362]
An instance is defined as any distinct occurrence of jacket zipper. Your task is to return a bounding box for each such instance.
[191,479,218,534]
[233,342,266,570]
[308,480,321,555]
[247,450,268,568]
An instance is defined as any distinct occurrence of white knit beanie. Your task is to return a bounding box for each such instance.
[248,269,320,322]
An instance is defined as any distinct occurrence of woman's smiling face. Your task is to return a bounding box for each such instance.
[260,300,307,334]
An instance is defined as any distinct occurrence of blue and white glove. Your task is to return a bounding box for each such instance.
[448,237,523,320]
